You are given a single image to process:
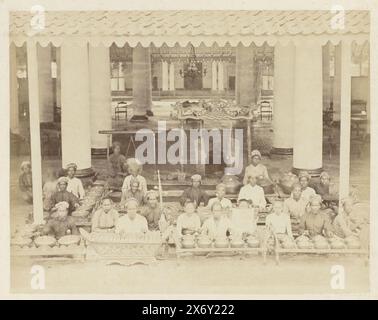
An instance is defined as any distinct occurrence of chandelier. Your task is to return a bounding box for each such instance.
[179,44,207,78]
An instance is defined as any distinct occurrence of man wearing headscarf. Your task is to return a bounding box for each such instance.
[298,171,316,204]
[19,161,33,203]
[180,174,209,207]
[121,179,145,206]
[207,183,232,210]
[91,197,119,232]
[42,201,78,239]
[140,190,162,231]
[66,163,85,199]
[49,176,80,214]
[107,141,127,188]
[242,150,272,185]
[298,195,333,238]
[122,158,147,195]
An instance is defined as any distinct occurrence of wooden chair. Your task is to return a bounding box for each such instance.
[259,100,273,121]
[114,102,128,120]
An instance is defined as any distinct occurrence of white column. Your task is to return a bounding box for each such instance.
[37,44,54,123]
[339,40,352,200]
[211,60,218,91]
[131,45,152,120]
[322,43,332,111]
[217,61,224,92]
[293,42,323,175]
[271,42,295,155]
[56,47,61,108]
[60,41,93,175]
[169,62,175,91]
[162,60,169,91]
[26,41,44,224]
[235,44,255,106]
[89,45,112,154]
[10,43,20,134]
[333,44,341,121]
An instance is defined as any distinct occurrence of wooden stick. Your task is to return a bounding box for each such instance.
[157,170,163,211]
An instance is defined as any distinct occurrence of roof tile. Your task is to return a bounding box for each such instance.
[9,10,369,38]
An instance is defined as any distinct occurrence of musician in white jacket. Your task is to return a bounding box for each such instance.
[238,175,266,209]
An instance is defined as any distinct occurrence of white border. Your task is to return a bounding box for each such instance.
[0,0,377,300]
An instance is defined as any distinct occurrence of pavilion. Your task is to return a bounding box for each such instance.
[9,10,370,223]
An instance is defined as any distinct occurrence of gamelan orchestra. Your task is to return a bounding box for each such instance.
[14,144,369,262]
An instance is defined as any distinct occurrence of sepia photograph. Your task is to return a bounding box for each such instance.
[2,0,377,299]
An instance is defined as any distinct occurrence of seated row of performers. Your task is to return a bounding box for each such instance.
[41,192,367,250]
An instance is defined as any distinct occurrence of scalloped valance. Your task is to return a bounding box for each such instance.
[10,10,370,48]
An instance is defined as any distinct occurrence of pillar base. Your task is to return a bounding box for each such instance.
[130,115,149,122]
[91,148,107,158]
[292,167,323,177]
[75,167,96,178]
[270,147,293,156]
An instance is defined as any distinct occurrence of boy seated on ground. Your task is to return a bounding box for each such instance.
[91,198,119,233]
[42,201,78,239]
[176,200,201,238]
[115,198,148,235]
[201,202,234,240]
[265,201,293,243]
[283,183,307,234]
[229,199,258,237]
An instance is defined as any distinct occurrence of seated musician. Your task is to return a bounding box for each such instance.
[91,198,119,233]
[298,171,316,204]
[298,195,333,238]
[283,183,307,233]
[43,169,58,212]
[65,163,85,200]
[19,161,33,204]
[201,202,233,240]
[265,201,293,243]
[333,197,366,238]
[121,180,145,206]
[115,198,148,235]
[107,141,127,189]
[238,175,266,209]
[122,158,148,195]
[180,174,209,207]
[140,190,162,231]
[176,200,201,237]
[42,201,78,239]
[230,199,257,237]
[242,149,272,186]
[49,177,80,215]
[312,171,339,206]
[207,183,232,210]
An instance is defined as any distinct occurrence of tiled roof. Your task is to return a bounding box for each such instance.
[10,10,369,38]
